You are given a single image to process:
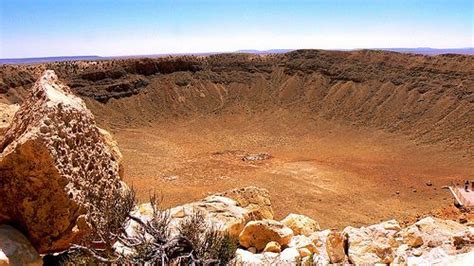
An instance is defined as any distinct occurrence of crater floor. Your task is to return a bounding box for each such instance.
[111,111,473,228]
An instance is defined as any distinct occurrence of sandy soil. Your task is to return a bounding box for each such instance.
[111,111,473,229]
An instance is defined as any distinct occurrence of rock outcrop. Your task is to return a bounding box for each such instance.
[128,186,273,238]
[239,220,293,251]
[325,230,346,263]
[0,225,41,266]
[0,70,128,253]
[281,213,320,236]
[215,186,274,220]
[396,217,474,264]
[0,103,19,139]
[343,220,401,264]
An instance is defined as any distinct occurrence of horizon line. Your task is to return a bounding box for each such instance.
[1,47,473,61]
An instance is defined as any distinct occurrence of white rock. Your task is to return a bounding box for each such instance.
[281,213,320,236]
[233,249,264,265]
[277,247,301,264]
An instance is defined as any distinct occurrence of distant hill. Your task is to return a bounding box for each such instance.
[237,48,474,55]
[236,49,294,54]
[1,48,472,65]
[378,48,474,55]
[0,56,102,65]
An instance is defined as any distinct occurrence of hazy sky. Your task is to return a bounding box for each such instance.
[1,0,472,58]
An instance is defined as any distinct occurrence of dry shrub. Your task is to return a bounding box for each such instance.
[178,211,238,265]
[60,190,237,265]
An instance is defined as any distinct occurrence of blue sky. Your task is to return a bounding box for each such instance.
[0,0,472,58]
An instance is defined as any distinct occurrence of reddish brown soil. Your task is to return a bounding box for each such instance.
[1,50,472,228]
[109,111,472,228]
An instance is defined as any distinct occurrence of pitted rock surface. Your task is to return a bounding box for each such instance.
[0,103,19,139]
[0,70,127,253]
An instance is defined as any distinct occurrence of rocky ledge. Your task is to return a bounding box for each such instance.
[0,70,128,253]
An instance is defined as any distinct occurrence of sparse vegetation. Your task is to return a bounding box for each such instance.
[62,189,238,265]
[178,211,239,265]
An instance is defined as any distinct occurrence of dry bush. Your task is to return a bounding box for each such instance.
[178,211,238,265]
[60,190,237,265]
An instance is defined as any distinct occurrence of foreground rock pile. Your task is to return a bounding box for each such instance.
[0,70,128,253]
[232,215,473,265]
[129,188,473,265]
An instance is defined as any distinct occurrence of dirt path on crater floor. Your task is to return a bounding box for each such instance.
[109,111,473,229]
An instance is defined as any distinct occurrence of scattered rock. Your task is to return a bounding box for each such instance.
[247,247,257,254]
[326,230,346,263]
[277,247,301,264]
[162,175,178,181]
[242,152,272,162]
[239,219,293,251]
[298,247,312,257]
[233,249,264,264]
[0,71,128,253]
[288,235,318,254]
[399,226,424,247]
[0,225,42,266]
[281,213,320,236]
[413,248,423,256]
[426,181,433,186]
[263,241,281,253]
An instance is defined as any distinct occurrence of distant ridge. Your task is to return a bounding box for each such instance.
[1,48,472,65]
[236,49,294,54]
[236,48,474,55]
[377,47,474,55]
[0,55,102,65]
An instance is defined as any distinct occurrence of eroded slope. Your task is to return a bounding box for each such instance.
[1,50,472,152]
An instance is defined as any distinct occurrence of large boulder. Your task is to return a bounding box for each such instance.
[0,70,128,253]
[411,216,468,247]
[239,219,293,251]
[0,225,41,266]
[215,186,274,220]
[343,220,401,264]
[281,213,320,236]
